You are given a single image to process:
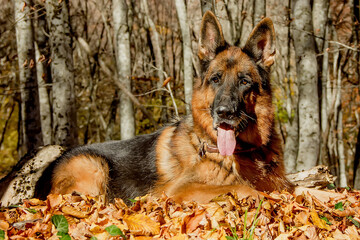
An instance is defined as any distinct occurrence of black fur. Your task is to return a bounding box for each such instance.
[35,129,163,203]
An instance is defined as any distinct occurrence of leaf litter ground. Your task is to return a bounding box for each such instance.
[0,189,360,239]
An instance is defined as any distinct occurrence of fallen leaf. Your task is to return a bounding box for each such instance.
[61,206,88,219]
[123,214,160,235]
[310,210,331,230]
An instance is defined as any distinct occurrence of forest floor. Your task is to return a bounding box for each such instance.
[0,189,359,239]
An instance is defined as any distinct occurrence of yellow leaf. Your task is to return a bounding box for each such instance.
[123,214,160,235]
[310,210,330,230]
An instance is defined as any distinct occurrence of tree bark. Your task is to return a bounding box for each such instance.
[253,0,266,25]
[312,0,329,52]
[14,0,43,154]
[200,0,215,15]
[34,43,52,146]
[337,107,347,187]
[292,0,320,171]
[112,0,135,140]
[141,0,168,122]
[352,0,360,189]
[45,0,77,148]
[319,22,330,166]
[277,0,299,173]
[215,1,233,44]
[141,0,164,87]
[224,0,240,45]
[33,9,52,146]
[354,125,360,188]
[175,0,194,114]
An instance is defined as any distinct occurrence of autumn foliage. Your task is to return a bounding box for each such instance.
[0,189,360,239]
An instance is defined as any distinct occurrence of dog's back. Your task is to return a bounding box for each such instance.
[34,130,162,203]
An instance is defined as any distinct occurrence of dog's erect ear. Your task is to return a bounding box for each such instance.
[198,11,227,65]
[243,18,276,68]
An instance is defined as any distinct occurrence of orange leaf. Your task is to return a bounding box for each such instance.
[162,77,171,87]
[61,206,88,219]
[123,214,160,235]
[47,194,63,208]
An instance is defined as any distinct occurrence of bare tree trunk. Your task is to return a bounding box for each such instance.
[319,21,330,166]
[215,1,233,44]
[253,0,266,25]
[141,0,168,122]
[224,0,240,45]
[292,0,320,171]
[175,0,193,114]
[354,125,360,188]
[45,0,77,148]
[200,0,215,15]
[352,0,360,189]
[337,107,347,187]
[14,0,43,155]
[33,9,52,146]
[312,0,329,52]
[275,0,298,173]
[313,2,329,166]
[141,0,164,87]
[113,0,135,140]
[34,43,52,146]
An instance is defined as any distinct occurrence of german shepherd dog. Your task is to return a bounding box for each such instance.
[1,11,295,205]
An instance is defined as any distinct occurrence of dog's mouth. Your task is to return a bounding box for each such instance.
[216,122,236,156]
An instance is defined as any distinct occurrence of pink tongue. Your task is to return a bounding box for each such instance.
[217,127,236,156]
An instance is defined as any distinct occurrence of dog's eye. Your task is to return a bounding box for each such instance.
[210,74,221,84]
[239,78,250,86]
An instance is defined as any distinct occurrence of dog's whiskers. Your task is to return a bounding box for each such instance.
[240,111,256,122]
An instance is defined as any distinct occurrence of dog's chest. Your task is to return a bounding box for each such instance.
[194,154,242,185]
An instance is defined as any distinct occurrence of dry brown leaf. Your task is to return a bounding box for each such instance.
[182,209,207,234]
[169,233,188,240]
[61,205,88,219]
[304,225,319,240]
[25,198,46,206]
[0,190,359,239]
[162,77,172,87]
[123,214,160,235]
[332,229,351,240]
[64,215,77,225]
[344,226,360,239]
[294,211,309,226]
[333,208,356,217]
[47,194,63,208]
[274,233,291,240]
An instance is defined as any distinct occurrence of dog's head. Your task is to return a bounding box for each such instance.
[192,11,276,156]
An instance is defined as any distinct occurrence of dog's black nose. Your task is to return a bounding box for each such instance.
[215,106,235,119]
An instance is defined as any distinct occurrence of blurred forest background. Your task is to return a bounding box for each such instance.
[0,0,360,188]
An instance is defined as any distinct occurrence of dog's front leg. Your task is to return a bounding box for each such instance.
[163,182,261,203]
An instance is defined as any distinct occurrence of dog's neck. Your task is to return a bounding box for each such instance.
[197,137,259,158]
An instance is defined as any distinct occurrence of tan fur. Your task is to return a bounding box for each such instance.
[149,13,293,203]
[49,13,293,204]
[51,155,109,196]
